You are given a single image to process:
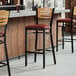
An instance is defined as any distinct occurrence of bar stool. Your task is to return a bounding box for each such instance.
[25,7,56,69]
[56,7,76,53]
[0,10,11,76]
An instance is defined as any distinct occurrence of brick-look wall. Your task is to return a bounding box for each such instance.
[65,0,71,9]
[65,0,71,18]
[65,0,76,32]
[65,0,76,18]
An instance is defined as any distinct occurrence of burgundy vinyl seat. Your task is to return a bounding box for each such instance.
[57,18,76,23]
[25,24,50,29]
[57,18,71,22]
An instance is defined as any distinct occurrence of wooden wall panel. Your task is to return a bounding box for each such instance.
[43,19,50,48]
[0,44,4,60]
[25,17,30,51]
[18,17,25,55]
[38,19,44,49]
[6,20,12,58]
[53,14,62,45]
[0,26,5,60]
[29,16,35,51]
[11,18,18,57]
[65,0,71,18]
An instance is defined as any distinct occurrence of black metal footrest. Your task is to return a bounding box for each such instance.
[58,38,72,42]
[0,62,7,67]
[36,49,43,51]
[27,32,50,34]
[35,48,53,51]
[46,49,52,51]
[27,51,43,54]
[0,40,4,44]
[64,38,76,40]
[58,40,72,42]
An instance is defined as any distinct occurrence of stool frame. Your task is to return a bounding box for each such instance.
[25,7,56,69]
[56,7,76,53]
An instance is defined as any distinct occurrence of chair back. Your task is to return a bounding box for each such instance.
[0,10,9,26]
[36,7,54,27]
[37,7,53,19]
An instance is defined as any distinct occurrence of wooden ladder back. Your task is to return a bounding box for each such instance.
[0,10,9,26]
[37,7,53,19]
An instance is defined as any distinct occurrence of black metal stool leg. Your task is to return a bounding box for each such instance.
[25,29,27,66]
[50,29,56,64]
[62,22,64,49]
[34,30,38,62]
[4,36,11,76]
[71,25,74,53]
[56,21,58,52]
[43,29,45,69]
[18,56,20,59]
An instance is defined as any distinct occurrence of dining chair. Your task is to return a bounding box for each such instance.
[0,10,11,76]
[56,6,76,53]
[25,7,56,69]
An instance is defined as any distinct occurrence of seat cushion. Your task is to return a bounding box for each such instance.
[0,33,4,36]
[57,18,76,23]
[57,18,71,22]
[25,24,50,29]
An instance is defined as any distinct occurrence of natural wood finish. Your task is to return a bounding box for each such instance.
[38,7,53,19]
[0,10,9,26]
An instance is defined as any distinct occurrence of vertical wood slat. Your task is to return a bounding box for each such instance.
[11,18,18,57]
[29,16,35,51]
[6,19,12,58]
[18,17,25,55]
[25,17,30,52]
[0,44,4,60]
[0,26,5,60]
[43,19,50,48]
